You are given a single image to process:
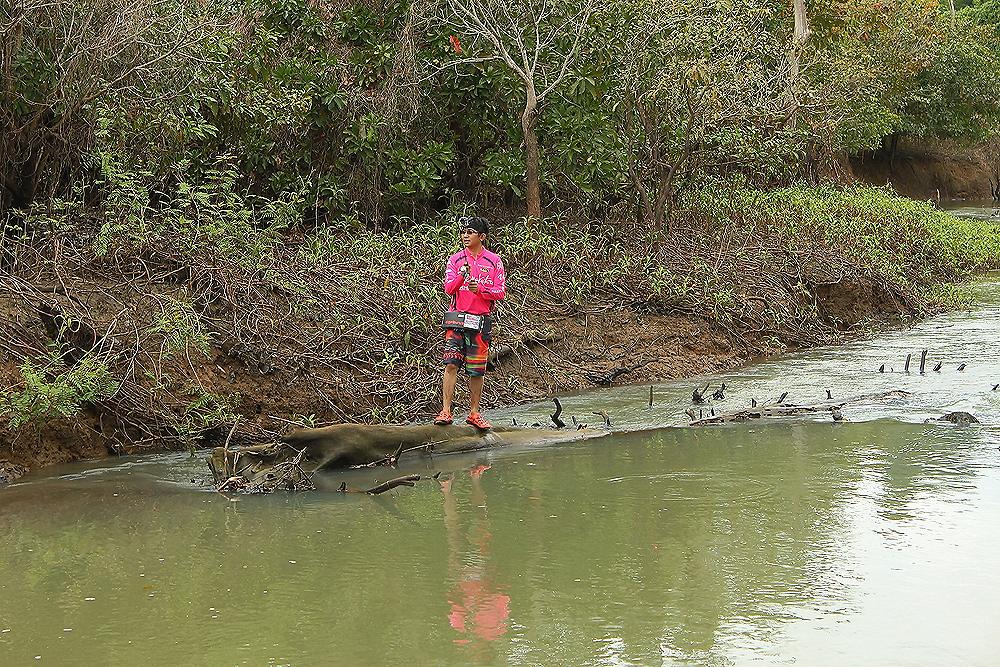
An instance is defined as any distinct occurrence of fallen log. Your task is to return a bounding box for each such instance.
[208,422,610,488]
[689,403,827,425]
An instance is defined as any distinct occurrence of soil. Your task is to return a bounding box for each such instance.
[812,279,910,330]
[851,138,998,200]
[491,311,761,400]
[0,274,903,483]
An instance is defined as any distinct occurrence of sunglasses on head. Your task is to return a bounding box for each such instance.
[457,215,488,237]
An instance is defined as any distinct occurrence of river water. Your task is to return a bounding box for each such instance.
[2,210,1000,666]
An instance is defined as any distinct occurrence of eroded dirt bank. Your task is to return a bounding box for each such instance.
[0,274,910,480]
[7,185,996,482]
[851,138,999,200]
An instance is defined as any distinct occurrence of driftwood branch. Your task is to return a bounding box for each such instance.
[217,443,315,493]
[586,360,648,387]
[366,474,421,495]
[550,397,565,428]
[350,441,439,468]
[688,390,911,425]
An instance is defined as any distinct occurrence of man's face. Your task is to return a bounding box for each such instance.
[461,227,484,248]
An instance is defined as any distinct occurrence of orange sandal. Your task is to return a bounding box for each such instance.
[434,409,453,425]
[465,412,492,430]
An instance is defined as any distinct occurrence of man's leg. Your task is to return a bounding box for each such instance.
[468,374,484,414]
[465,328,489,417]
[442,363,459,413]
[439,328,465,422]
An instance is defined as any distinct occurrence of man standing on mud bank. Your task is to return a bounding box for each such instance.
[435,216,506,430]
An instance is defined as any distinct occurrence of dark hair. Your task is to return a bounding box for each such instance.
[458,215,489,235]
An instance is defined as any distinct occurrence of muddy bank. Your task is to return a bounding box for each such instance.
[5,186,997,482]
[851,137,999,200]
[0,309,746,480]
[0,276,908,482]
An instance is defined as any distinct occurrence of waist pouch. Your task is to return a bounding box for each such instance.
[443,311,487,331]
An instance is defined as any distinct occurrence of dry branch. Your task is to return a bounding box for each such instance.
[366,474,421,495]
[688,389,911,425]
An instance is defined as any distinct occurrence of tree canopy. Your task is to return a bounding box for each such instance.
[2,0,999,225]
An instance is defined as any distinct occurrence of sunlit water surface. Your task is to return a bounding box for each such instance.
[2,207,999,666]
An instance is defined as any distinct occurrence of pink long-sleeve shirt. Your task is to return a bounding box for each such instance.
[444,248,506,315]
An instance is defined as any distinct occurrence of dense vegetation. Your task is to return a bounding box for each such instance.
[2,0,1000,456]
[3,0,999,224]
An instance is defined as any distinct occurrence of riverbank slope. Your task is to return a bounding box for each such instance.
[2,185,999,481]
[851,138,999,201]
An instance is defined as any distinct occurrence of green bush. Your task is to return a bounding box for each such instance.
[716,184,1000,286]
[1,355,118,428]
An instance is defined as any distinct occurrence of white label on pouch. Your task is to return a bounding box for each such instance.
[464,314,481,330]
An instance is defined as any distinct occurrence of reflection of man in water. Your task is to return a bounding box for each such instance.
[441,465,510,648]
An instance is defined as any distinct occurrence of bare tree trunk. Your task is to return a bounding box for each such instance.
[786,0,812,178]
[623,99,654,223]
[628,161,654,224]
[522,89,541,220]
[991,140,1000,201]
[888,133,899,175]
[787,0,810,113]
[989,138,1000,201]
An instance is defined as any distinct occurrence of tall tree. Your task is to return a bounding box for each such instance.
[443,0,594,220]
[604,0,793,227]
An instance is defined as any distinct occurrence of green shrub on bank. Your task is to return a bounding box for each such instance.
[918,282,978,310]
[716,184,1000,287]
[294,186,1000,347]
[80,175,1000,337]
[94,153,304,268]
[0,355,117,429]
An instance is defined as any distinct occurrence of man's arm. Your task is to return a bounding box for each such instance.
[480,259,506,301]
[444,254,465,296]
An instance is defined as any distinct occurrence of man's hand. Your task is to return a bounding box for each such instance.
[467,278,479,292]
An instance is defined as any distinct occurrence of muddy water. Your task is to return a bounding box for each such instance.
[941,199,1000,220]
[3,215,1000,666]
